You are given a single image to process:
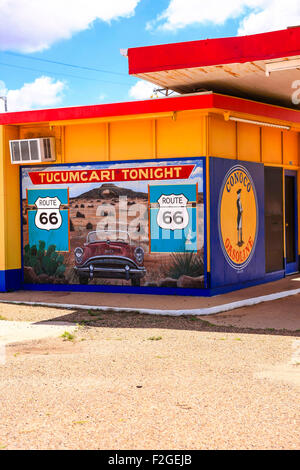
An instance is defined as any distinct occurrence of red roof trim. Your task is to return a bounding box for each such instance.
[0,93,300,126]
[128,28,300,74]
[0,94,214,125]
[213,94,300,124]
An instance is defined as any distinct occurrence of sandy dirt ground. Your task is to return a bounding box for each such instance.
[0,301,299,450]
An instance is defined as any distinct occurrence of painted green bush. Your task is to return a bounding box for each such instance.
[164,252,204,279]
[24,241,66,278]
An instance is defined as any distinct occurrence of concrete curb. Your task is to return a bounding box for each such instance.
[0,288,300,316]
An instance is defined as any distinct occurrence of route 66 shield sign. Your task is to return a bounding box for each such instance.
[34,197,62,231]
[157,193,189,230]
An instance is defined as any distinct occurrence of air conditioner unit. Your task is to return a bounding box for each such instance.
[9,137,56,164]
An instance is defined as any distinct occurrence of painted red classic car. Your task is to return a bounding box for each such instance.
[74,230,146,286]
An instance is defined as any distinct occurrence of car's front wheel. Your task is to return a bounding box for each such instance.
[79,275,89,285]
[131,277,140,287]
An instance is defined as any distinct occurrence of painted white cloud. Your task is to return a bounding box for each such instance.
[129,80,156,100]
[0,76,65,112]
[0,0,141,52]
[147,0,300,35]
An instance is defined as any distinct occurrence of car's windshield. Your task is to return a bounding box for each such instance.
[87,230,130,244]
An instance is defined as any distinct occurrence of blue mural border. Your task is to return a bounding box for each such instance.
[19,156,208,296]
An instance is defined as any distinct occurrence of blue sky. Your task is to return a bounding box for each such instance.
[0,0,299,112]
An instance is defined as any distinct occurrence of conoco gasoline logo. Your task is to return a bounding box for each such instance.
[218,165,258,271]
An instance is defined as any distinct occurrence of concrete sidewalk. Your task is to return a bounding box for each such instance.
[0,275,299,332]
[0,274,299,311]
[0,321,77,345]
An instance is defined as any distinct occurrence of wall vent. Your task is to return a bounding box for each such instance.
[9,138,56,164]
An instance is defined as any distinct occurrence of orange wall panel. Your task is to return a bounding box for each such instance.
[237,122,261,162]
[156,113,205,158]
[64,123,107,163]
[283,130,299,166]
[109,119,153,161]
[261,127,282,164]
[208,115,236,158]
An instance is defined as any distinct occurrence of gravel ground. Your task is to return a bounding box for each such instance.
[0,304,299,450]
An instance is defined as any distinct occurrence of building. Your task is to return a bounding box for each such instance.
[0,27,299,296]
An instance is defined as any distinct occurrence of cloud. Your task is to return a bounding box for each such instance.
[238,0,300,35]
[0,0,141,52]
[129,80,180,100]
[129,80,156,100]
[147,0,300,35]
[0,76,65,112]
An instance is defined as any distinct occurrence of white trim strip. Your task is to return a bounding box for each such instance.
[0,288,300,316]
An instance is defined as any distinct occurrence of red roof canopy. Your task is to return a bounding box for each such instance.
[128,28,300,74]
[127,28,300,109]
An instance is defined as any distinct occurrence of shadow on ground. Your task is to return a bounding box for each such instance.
[34,308,300,337]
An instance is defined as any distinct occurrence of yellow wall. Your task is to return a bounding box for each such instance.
[65,123,107,163]
[208,113,299,167]
[208,115,237,158]
[261,127,282,164]
[237,122,261,162]
[0,125,21,271]
[1,107,300,275]
[63,111,206,162]
[283,131,299,167]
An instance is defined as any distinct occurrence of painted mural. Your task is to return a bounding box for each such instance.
[21,158,205,290]
[210,157,265,290]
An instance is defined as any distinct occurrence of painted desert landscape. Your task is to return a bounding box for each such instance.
[22,183,205,289]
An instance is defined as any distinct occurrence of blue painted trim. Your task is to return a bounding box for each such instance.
[0,269,22,292]
[264,269,285,281]
[202,157,208,288]
[22,283,212,297]
[20,156,206,171]
[19,165,25,285]
[22,269,286,298]
[208,270,285,296]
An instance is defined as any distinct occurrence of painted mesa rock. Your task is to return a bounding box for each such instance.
[177,275,205,289]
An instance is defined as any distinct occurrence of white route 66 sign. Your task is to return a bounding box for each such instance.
[34,196,62,231]
[157,193,189,231]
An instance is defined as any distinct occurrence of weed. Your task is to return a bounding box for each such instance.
[0,315,7,320]
[199,319,215,327]
[61,331,75,341]
[88,310,102,318]
[148,336,162,341]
